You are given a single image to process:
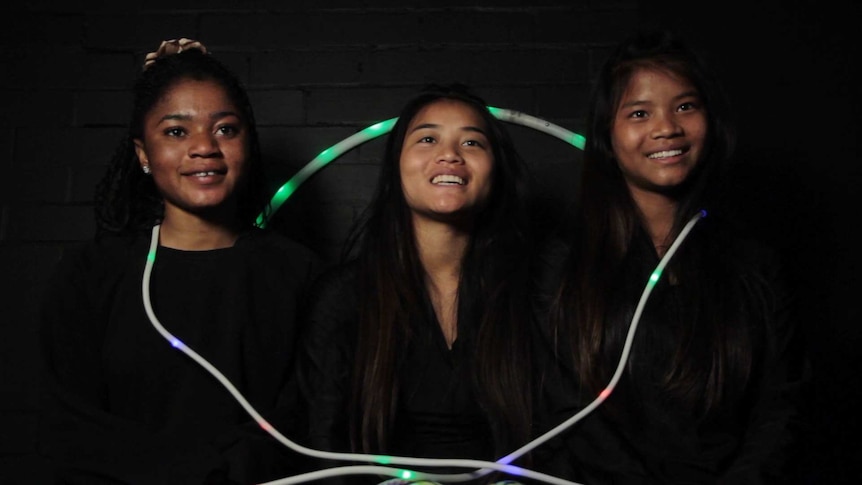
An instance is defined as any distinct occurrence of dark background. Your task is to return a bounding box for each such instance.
[1,1,857,483]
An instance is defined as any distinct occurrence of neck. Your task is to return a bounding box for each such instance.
[413,217,471,279]
[629,186,678,255]
[159,208,242,250]
[413,216,471,348]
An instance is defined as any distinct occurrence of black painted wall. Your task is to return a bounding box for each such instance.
[0,1,857,483]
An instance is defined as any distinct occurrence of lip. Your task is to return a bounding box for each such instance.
[430,173,467,186]
[429,169,468,186]
[646,145,689,163]
[182,166,228,184]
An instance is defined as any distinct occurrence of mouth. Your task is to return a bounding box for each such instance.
[184,169,227,177]
[431,174,466,186]
[647,148,686,160]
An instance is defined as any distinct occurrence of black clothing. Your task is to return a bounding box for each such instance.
[38,228,321,485]
[531,227,806,485]
[296,264,495,483]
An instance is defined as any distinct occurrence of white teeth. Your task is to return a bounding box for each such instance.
[193,171,217,177]
[431,174,465,185]
[649,149,683,159]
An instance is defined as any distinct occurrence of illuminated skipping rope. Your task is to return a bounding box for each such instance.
[144,106,704,483]
[256,107,585,227]
[142,210,704,484]
[142,232,572,485]
[143,108,587,485]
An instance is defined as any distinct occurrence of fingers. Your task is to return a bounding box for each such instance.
[142,38,209,71]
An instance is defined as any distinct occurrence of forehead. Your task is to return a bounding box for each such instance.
[150,78,238,115]
[618,67,697,103]
[407,99,487,129]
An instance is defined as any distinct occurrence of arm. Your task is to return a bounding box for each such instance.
[721,248,810,484]
[37,242,230,485]
[294,265,359,482]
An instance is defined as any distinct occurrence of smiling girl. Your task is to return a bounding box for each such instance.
[297,84,535,484]
[532,31,806,484]
[39,43,320,484]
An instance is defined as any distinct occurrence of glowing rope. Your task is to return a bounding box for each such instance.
[142,210,704,485]
[494,210,707,466]
[256,108,583,227]
[145,104,704,483]
[142,225,576,485]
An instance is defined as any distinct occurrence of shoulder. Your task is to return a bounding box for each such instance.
[307,261,359,304]
[235,228,324,278]
[301,261,360,341]
[238,228,319,260]
[41,232,151,317]
[537,236,571,265]
[53,232,148,279]
[698,213,783,274]
[532,236,572,291]
[722,225,784,282]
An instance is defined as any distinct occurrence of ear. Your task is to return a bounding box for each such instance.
[133,139,148,169]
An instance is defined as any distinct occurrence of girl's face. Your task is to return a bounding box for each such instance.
[399,99,495,225]
[134,78,249,222]
[611,67,707,200]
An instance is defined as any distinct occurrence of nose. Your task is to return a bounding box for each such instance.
[651,112,682,138]
[189,131,222,158]
[436,141,464,164]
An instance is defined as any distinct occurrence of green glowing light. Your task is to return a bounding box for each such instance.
[317,148,335,163]
[399,470,414,480]
[571,133,587,150]
[375,455,392,465]
[256,108,585,225]
[256,179,299,228]
[147,251,156,262]
[366,118,397,134]
[649,272,661,285]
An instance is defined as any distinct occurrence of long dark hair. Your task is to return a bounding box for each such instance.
[94,48,268,237]
[551,30,768,415]
[344,84,534,457]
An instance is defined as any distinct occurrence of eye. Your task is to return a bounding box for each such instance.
[163,126,186,137]
[629,110,648,119]
[462,139,486,148]
[678,101,699,112]
[216,124,240,136]
[418,136,435,143]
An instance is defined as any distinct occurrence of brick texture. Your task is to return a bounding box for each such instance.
[0,1,854,483]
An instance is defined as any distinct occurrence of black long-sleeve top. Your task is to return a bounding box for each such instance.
[296,263,495,484]
[531,231,807,485]
[38,228,321,485]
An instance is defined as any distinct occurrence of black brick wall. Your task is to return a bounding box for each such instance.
[1,1,857,483]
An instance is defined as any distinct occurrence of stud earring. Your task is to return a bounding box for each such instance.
[142,165,151,174]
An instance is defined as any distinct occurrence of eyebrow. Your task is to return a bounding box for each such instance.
[157,111,240,123]
[409,123,488,135]
[619,90,701,110]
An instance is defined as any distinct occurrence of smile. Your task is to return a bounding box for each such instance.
[431,174,465,185]
[648,149,684,159]
[192,171,219,177]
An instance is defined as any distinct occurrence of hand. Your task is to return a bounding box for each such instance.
[143,38,208,70]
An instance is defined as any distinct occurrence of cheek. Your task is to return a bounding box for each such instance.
[147,141,190,173]
[611,126,639,154]
[609,126,627,158]
[477,160,495,198]
[398,154,423,185]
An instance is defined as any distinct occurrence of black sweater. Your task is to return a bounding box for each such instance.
[38,228,321,485]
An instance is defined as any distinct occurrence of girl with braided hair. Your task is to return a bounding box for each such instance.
[38,40,320,484]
